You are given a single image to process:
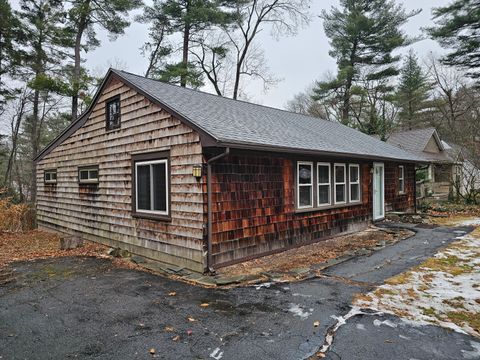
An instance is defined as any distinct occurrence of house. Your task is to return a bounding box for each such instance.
[442,141,480,198]
[35,69,422,273]
[386,128,456,199]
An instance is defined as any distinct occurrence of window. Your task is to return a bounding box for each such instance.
[349,164,360,202]
[317,163,331,206]
[106,96,121,130]
[44,169,57,184]
[398,165,405,194]
[78,166,99,184]
[334,163,346,204]
[297,162,313,208]
[135,159,169,216]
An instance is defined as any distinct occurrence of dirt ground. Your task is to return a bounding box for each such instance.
[217,227,413,278]
[0,230,136,271]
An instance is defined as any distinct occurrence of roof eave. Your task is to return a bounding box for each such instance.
[211,140,424,164]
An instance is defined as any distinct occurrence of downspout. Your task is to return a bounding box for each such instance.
[206,147,230,273]
[413,168,417,214]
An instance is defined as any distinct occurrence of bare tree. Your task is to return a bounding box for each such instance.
[285,84,327,119]
[193,0,310,99]
[3,87,31,189]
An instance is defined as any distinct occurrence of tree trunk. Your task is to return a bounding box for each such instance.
[31,88,40,205]
[180,1,190,87]
[72,20,86,121]
[72,4,89,121]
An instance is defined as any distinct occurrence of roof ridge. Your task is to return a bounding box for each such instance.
[113,68,331,124]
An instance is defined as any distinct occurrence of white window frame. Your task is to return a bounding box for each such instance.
[135,159,169,216]
[78,167,99,184]
[349,164,361,203]
[317,163,331,206]
[44,170,57,184]
[334,163,347,204]
[398,165,405,194]
[297,161,313,209]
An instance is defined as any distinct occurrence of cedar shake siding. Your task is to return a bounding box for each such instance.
[208,153,415,267]
[36,78,206,272]
[384,162,416,212]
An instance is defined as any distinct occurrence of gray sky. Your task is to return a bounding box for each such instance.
[11,0,451,110]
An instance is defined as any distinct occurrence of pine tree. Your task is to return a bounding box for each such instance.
[428,0,480,81]
[395,51,431,130]
[66,0,142,121]
[139,0,238,88]
[0,0,24,113]
[17,0,71,203]
[313,0,420,127]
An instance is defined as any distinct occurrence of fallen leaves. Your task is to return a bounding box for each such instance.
[164,326,175,332]
[200,303,209,307]
[187,316,196,322]
[313,320,320,327]
[149,348,156,355]
[172,335,180,341]
[168,291,177,296]
[0,230,109,269]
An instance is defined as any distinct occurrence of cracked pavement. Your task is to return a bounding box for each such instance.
[0,224,479,359]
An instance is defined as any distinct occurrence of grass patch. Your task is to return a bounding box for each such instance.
[446,311,480,333]
[421,307,438,317]
[422,256,473,276]
[385,272,412,285]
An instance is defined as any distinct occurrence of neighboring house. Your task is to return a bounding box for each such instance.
[443,141,480,197]
[386,128,455,199]
[35,69,421,273]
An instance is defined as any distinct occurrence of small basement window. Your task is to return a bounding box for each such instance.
[135,159,169,216]
[349,164,360,202]
[106,96,121,130]
[78,166,99,184]
[334,163,346,204]
[44,169,57,184]
[398,165,405,194]
[297,162,313,208]
[317,163,331,206]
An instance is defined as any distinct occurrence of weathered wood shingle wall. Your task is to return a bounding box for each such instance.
[36,78,206,272]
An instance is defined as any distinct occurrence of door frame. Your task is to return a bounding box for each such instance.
[373,162,385,221]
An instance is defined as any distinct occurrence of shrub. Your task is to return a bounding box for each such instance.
[0,189,35,232]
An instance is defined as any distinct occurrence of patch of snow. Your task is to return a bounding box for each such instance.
[292,293,312,298]
[318,307,383,355]
[210,347,223,360]
[288,303,313,319]
[355,323,366,331]
[399,335,411,340]
[461,341,480,359]
[457,218,480,226]
[373,319,397,328]
[355,233,480,337]
[254,282,272,290]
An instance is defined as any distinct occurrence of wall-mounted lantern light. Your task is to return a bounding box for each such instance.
[192,164,203,178]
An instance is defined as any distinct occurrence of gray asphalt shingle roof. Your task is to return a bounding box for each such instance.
[386,128,452,163]
[114,70,422,162]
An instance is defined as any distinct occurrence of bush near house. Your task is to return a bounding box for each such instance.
[0,189,35,232]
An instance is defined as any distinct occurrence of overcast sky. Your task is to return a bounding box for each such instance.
[11,0,451,110]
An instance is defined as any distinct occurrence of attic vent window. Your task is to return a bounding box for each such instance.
[106,96,121,130]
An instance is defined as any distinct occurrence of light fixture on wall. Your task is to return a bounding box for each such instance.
[192,164,203,178]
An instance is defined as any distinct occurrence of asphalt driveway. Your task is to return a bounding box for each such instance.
[0,224,478,360]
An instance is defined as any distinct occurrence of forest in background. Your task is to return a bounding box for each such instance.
[0,0,479,206]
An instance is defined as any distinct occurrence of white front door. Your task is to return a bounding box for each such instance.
[373,162,385,221]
